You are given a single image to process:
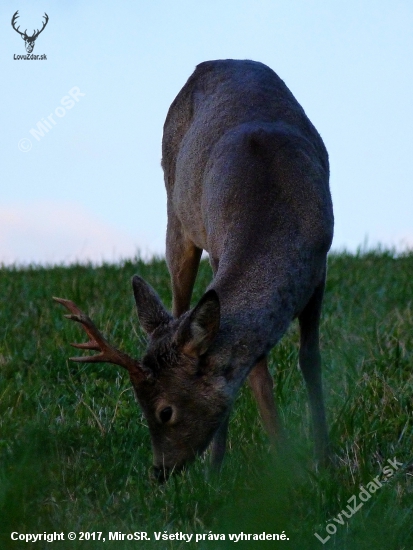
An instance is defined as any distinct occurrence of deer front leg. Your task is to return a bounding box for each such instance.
[248,357,280,444]
[166,211,202,317]
[298,273,330,465]
[210,357,280,469]
[210,414,230,471]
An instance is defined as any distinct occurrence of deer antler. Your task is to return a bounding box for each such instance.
[11,11,25,37]
[11,11,49,39]
[32,13,49,40]
[53,297,149,381]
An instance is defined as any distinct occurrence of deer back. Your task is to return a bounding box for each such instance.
[163,60,333,352]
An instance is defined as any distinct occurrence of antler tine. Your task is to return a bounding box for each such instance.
[11,11,25,36]
[33,13,49,38]
[53,297,147,378]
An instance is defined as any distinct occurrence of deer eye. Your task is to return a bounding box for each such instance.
[159,406,173,424]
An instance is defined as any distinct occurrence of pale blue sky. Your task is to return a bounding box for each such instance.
[2,0,413,264]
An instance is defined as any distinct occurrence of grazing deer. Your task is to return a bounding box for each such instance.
[55,59,333,481]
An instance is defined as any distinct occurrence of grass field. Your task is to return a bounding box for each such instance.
[0,251,412,549]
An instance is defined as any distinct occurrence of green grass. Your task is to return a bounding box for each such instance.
[0,252,412,549]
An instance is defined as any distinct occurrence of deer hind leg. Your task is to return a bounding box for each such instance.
[298,272,330,465]
[248,357,280,444]
[166,212,202,318]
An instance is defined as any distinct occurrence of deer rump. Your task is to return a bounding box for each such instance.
[55,59,333,482]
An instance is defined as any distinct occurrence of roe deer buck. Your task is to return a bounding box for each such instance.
[55,59,333,481]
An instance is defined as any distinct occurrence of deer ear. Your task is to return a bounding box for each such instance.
[132,276,171,336]
[177,289,220,357]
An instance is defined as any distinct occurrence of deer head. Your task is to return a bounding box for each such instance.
[11,11,49,54]
[54,276,230,481]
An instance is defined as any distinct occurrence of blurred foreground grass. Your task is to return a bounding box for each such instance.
[0,251,412,549]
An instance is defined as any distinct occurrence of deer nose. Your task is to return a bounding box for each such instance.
[152,465,171,483]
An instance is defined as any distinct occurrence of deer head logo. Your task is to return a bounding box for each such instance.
[11,10,49,54]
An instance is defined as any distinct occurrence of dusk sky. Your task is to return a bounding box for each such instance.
[2,0,413,265]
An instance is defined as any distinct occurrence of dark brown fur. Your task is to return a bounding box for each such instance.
[137,59,333,477]
[57,59,334,481]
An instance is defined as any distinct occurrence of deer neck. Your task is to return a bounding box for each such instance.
[205,255,294,391]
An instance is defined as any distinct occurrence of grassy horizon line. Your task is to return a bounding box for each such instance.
[0,250,412,548]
